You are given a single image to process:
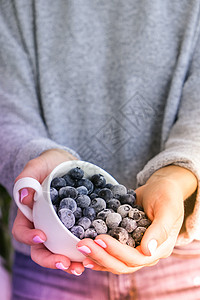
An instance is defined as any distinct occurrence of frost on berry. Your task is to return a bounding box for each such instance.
[51,167,151,246]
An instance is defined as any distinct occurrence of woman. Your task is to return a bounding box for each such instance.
[0,1,200,299]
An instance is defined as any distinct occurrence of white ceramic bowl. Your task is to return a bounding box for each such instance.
[13,160,118,261]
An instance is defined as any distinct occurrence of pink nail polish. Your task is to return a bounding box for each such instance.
[20,188,28,203]
[94,239,107,248]
[148,239,157,256]
[77,245,91,255]
[84,264,94,269]
[71,270,82,276]
[33,235,45,244]
[56,262,69,270]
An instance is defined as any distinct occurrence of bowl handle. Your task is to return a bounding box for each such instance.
[13,177,43,222]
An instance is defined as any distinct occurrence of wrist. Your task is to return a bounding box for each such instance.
[146,165,197,200]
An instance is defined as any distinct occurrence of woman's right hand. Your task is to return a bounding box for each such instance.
[12,148,85,276]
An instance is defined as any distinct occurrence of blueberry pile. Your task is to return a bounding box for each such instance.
[50,167,151,247]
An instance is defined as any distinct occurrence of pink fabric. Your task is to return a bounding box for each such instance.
[12,242,200,300]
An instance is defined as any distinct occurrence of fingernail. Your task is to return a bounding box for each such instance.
[56,262,69,270]
[77,245,91,255]
[33,235,45,244]
[20,188,28,203]
[148,239,157,256]
[71,270,82,276]
[94,239,107,248]
[84,263,94,269]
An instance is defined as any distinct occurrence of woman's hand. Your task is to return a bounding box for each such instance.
[76,165,197,274]
[12,149,85,276]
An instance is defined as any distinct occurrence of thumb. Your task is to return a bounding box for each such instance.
[18,187,36,208]
[140,203,184,256]
[15,155,49,209]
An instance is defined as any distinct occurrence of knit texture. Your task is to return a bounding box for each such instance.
[0,0,200,254]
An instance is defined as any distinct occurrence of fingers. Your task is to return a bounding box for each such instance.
[140,200,184,256]
[136,180,184,257]
[13,151,85,275]
[68,262,85,276]
[15,150,78,208]
[94,235,157,266]
[31,243,71,271]
[82,257,143,274]
[77,238,131,274]
[12,209,46,245]
[13,210,85,275]
[18,188,35,208]
[31,244,85,276]
[76,237,156,274]
[82,256,159,272]
[15,157,48,208]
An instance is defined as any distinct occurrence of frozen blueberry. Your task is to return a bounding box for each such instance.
[59,198,77,212]
[83,207,96,221]
[109,227,129,244]
[97,208,113,221]
[106,212,122,229]
[133,204,144,211]
[93,187,101,195]
[120,194,136,206]
[111,184,127,199]
[126,235,136,247]
[68,167,84,180]
[117,204,133,218]
[59,186,78,199]
[128,208,143,221]
[50,187,59,205]
[70,225,85,239]
[98,188,113,201]
[121,217,137,233]
[76,178,94,194]
[107,199,121,211]
[77,217,91,230]
[89,192,98,200]
[58,208,75,229]
[132,226,146,244]
[90,197,106,213]
[92,219,107,234]
[62,173,76,187]
[84,228,98,239]
[51,168,148,246]
[76,194,91,208]
[105,183,113,189]
[51,177,66,190]
[73,207,82,219]
[76,185,88,195]
[127,188,136,198]
[138,210,146,219]
[137,218,151,228]
[90,174,106,188]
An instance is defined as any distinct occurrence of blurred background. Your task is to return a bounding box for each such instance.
[0,185,13,300]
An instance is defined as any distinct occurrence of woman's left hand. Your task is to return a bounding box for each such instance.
[76,166,197,274]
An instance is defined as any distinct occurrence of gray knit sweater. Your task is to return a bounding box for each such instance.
[0,0,200,255]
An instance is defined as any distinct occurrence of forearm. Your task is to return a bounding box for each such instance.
[146,165,198,201]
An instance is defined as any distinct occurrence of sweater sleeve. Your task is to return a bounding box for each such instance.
[0,2,79,197]
[137,31,200,246]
